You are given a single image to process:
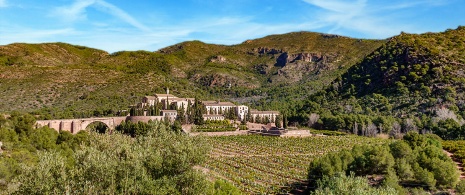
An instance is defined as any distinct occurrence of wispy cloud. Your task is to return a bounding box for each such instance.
[0,27,77,43]
[376,0,448,11]
[302,0,383,37]
[0,0,7,7]
[52,0,95,21]
[94,1,150,31]
[301,0,447,38]
[307,0,367,33]
[52,0,150,31]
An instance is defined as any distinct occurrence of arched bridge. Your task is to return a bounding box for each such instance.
[35,116,164,134]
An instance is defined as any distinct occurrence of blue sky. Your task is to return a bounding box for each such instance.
[0,0,464,53]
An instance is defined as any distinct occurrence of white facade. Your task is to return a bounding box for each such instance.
[250,110,279,123]
[203,114,225,121]
[204,101,236,115]
[140,93,279,123]
[161,110,177,122]
[141,96,156,107]
[168,98,195,111]
[237,105,248,121]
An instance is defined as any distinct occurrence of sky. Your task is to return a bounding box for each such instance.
[0,0,464,53]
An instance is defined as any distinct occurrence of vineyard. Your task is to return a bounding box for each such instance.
[200,135,391,194]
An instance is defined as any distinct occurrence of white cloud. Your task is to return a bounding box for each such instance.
[0,0,7,7]
[52,0,150,32]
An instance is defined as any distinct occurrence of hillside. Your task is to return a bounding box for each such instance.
[336,26,465,116]
[0,32,384,119]
[297,26,465,138]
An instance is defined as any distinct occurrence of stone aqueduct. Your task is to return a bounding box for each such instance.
[35,116,165,134]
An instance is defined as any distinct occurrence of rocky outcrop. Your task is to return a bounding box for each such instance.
[276,52,335,67]
[272,52,341,83]
[254,64,270,74]
[248,46,342,83]
[251,47,283,55]
[209,55,226,63]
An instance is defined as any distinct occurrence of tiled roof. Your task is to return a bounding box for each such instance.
[169,98,195,101]
[144,96,156,100]
[204,101,236,106]
[161,110,177,113]
[154,94,178,98]
[250,110,279,114]
[203,114,224,117]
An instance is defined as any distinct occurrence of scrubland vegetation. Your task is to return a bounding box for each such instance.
[0,114,239,194]
[2,26,465,194]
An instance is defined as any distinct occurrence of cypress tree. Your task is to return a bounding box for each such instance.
[193,97,204,125]
[283,113,288,128]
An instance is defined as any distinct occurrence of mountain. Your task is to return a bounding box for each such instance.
[1,26,465,132]
[287,26,465,137]
[0,32,384,118]
[332,26,465,117]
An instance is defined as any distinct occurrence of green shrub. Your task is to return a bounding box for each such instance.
[311,172,397,195]
[213,179,242,195]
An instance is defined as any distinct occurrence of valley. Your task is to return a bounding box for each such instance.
[2,26,465,194]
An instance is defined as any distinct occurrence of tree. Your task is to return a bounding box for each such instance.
[177,104,186,124]
[172,121,183,133]
[308,113,320,128]
[394,158,414,181]
[275,115,282,128]
[246,111,252,123]
[413,163,436,189]
[353,122,359,135]
[390,122,401,138]
[255,115,262,124]
[130,106,136,116]
[187,101,193,124]
[312,172,397,195]
[193,98,204,125]
[283,113,288,128]
[402,118,417,133]
[264,116,270,124]
[213,179,242,195]
[13,121,212,194]
[365,123,378,137]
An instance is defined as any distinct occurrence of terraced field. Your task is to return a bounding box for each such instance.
[201,135,391,194]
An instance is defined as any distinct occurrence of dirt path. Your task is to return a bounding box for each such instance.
[444,150,465,179]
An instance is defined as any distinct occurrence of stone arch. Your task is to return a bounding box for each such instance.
[84,121,111,134]
[80,119,113,133]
